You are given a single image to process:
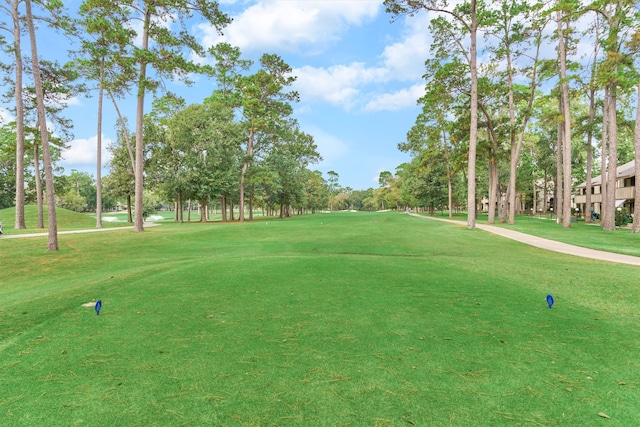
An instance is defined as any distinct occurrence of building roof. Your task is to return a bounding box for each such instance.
[576,160,636,188]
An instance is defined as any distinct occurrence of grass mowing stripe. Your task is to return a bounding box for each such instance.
[1,211,639,425]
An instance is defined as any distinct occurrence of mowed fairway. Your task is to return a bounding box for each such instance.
[1,211,640,426]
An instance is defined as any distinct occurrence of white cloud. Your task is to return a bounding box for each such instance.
[0,108,14,125]
[291,12,430,111]
[364,83,425,112]
[379,16,431,81]
[64,96,82,107]
[293,63,385,109]
[60,135,113,172]
[294,63,425,112]
[197,0,381,54]
[48,94,82,109]
[197,2,429,113]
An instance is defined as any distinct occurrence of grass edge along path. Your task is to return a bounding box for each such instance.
[410,213,640,266]
[422,211,640,259]
[1,211,640,426]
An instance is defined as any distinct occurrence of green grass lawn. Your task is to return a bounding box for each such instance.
[1,210,639,425]
[0,205,273,235]
[0,206,133,234]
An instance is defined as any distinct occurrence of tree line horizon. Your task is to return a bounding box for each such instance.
[2,0,640,251]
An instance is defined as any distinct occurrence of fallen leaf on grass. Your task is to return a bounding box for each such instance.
[402,416,416,425]
[598,412,611,419]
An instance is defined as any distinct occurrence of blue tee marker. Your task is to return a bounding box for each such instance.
[546,294,554,309]
[95,300,102,315]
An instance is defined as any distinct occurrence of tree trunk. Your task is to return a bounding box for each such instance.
[487,158,498,224]
[26,0,57,250]
[505,30,517,225]
[467,0,478,229]
[557,17,572,228]
[200,197,207,222]
[603,83,618,231]
[444,131,453,220]
[34,145,44,229]
[127,194,132,223]
[96,59,104,228]
[12,0,26,230]
[249,184,254,221]
[478,102,500,225]
[585,89,595,223]
[181,194,185,222]
[631,84,640,233]
[133,8,151,232]
[555,113,563,223]
[532,180,537,215]
[239,129,254,222]
[542,171,548,213]
[221,196,227,222]
[498,185,507,224]
[600,87,609,225]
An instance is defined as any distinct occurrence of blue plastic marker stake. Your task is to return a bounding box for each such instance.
[546,294,554,309]
[95,300,102,315]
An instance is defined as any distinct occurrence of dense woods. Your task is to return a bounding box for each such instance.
[385,0,640,230]
[2,0,640,251]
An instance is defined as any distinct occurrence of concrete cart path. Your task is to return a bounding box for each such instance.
[409,213,640,267]
[0,223,159,240]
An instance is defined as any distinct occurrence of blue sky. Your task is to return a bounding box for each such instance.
[1,0,435,191]
[0,1,607,191]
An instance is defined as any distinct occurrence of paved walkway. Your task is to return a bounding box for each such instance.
[409,213,640,267]
[0,223,159,240]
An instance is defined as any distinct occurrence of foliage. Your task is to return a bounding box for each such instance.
[58,188,86,212]
[0,124,17,209]
[145,96,243,211]
[55,170,95,212]
[347,188,374,211]
[140,189,160,219]
[103,130,134,206]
